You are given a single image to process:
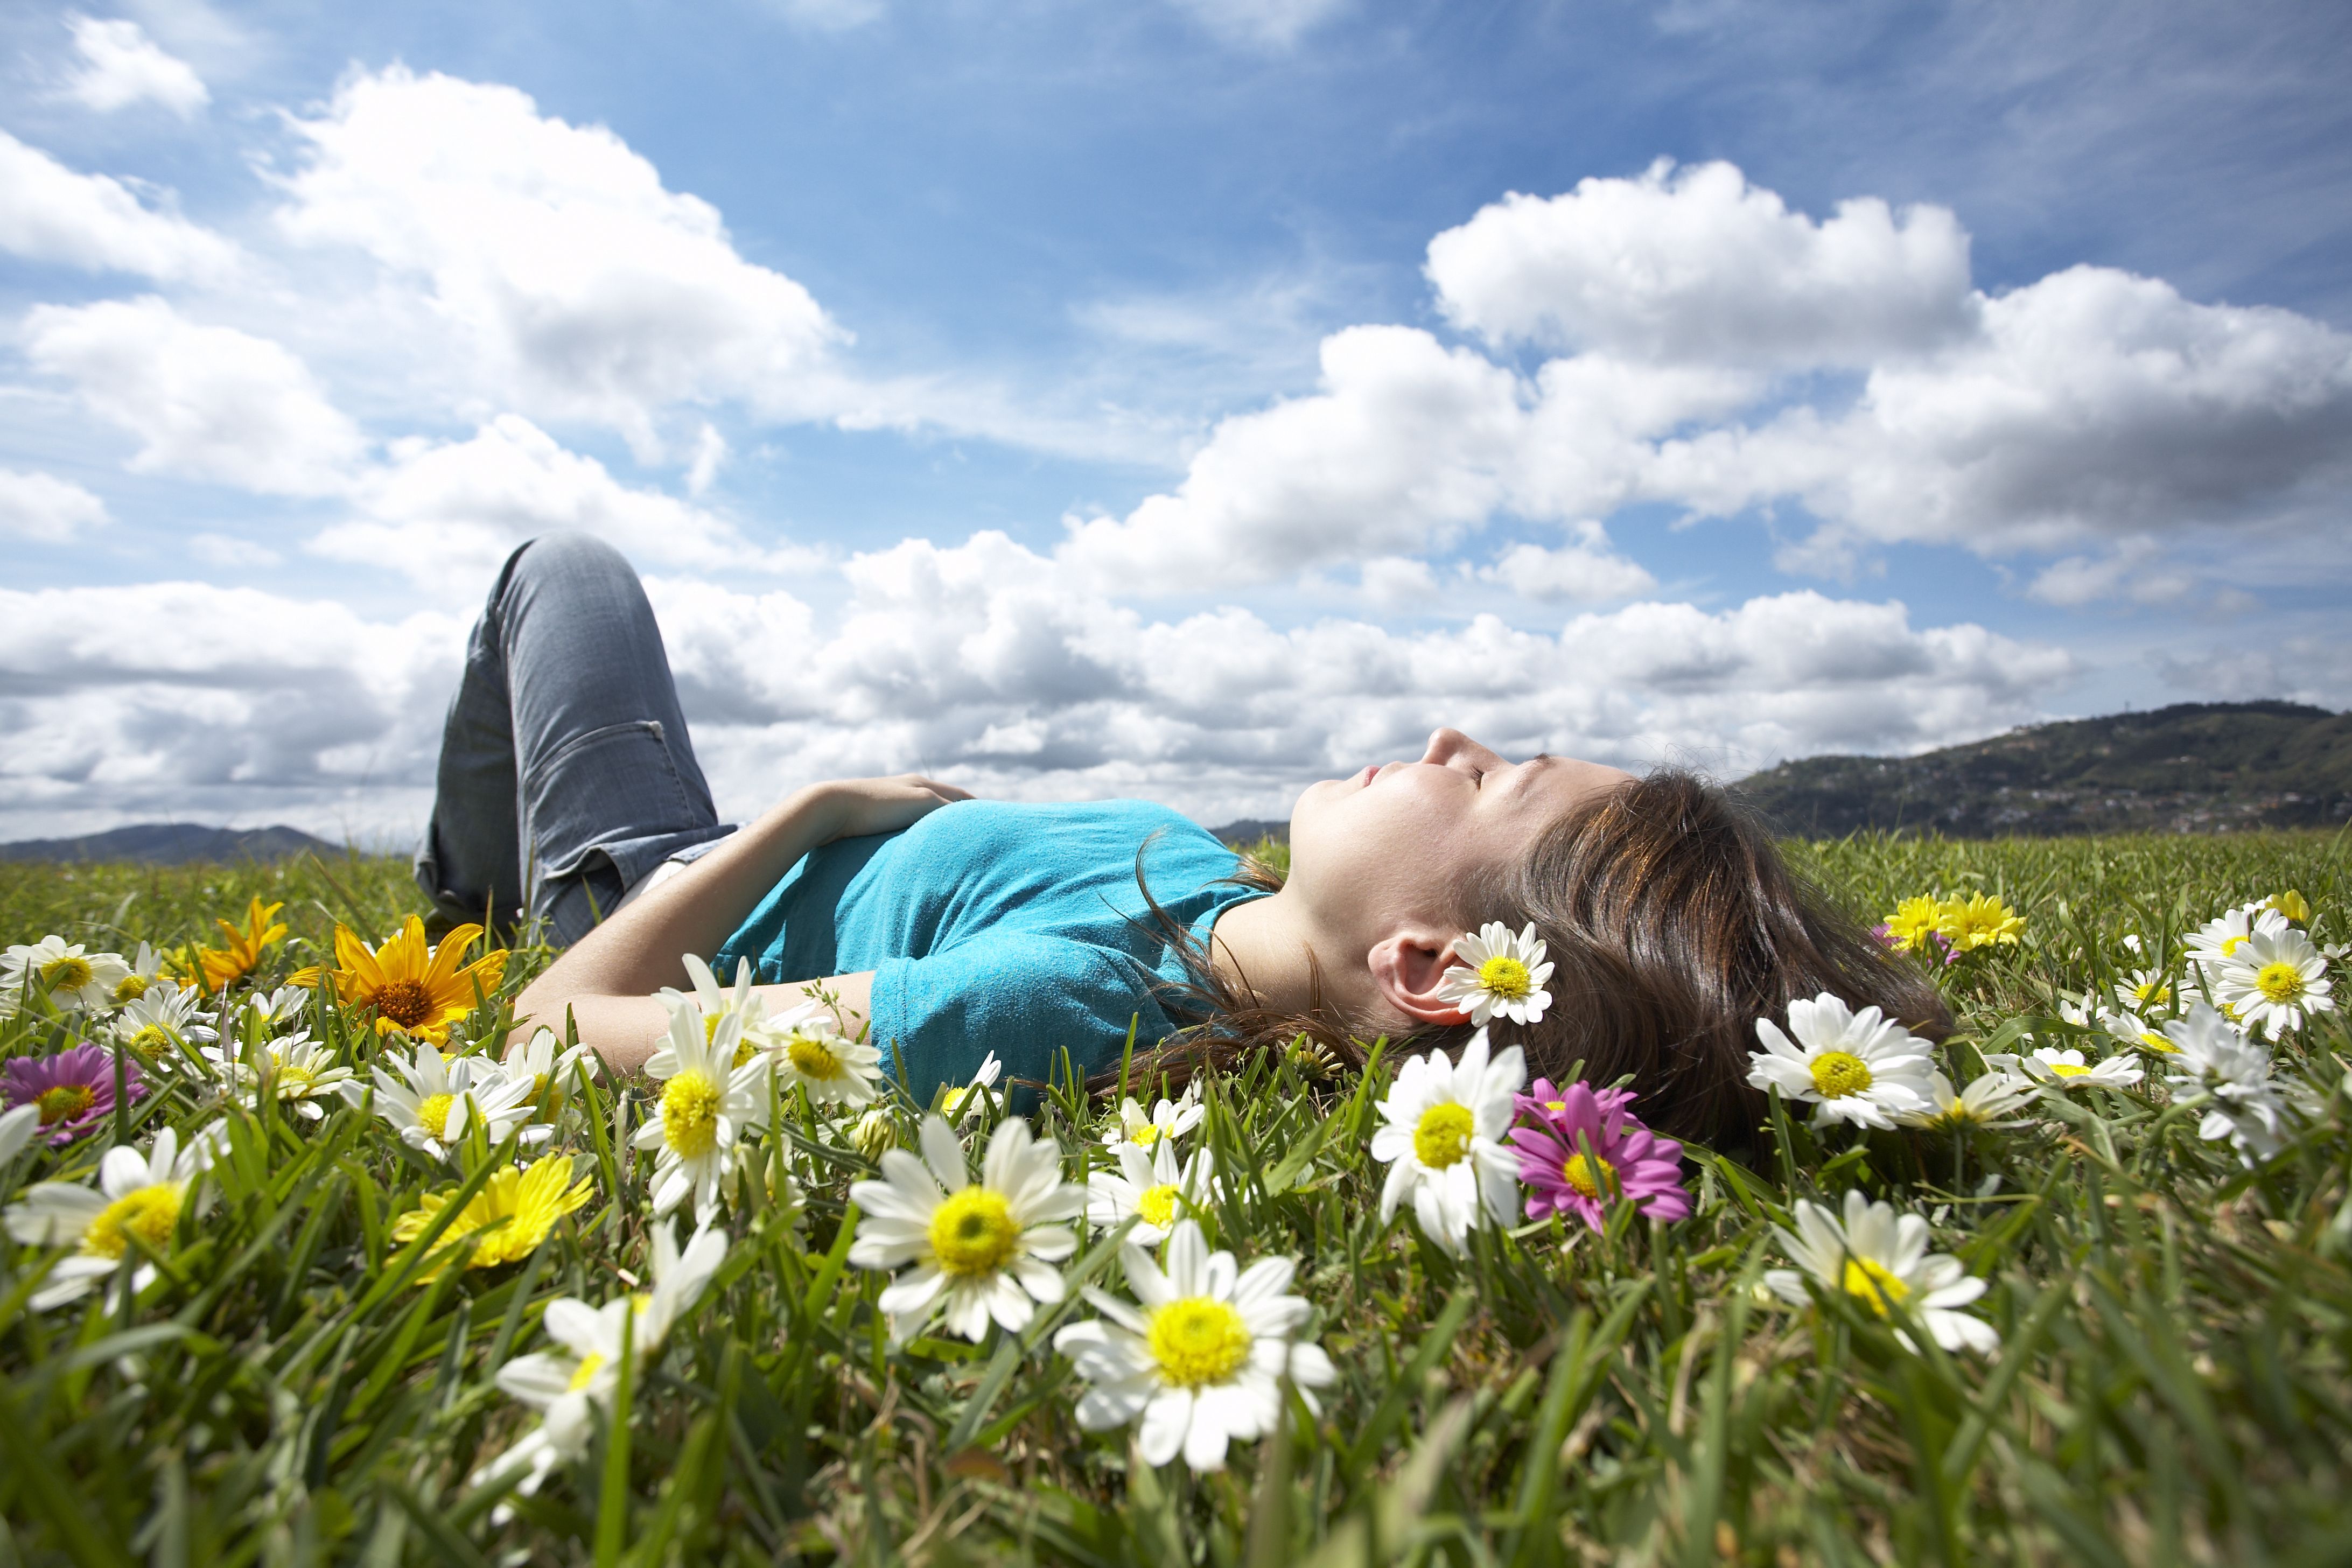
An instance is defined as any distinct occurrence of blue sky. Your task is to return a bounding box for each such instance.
[2,0,2348,842]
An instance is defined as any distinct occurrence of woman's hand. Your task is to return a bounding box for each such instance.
[807,774,975,843]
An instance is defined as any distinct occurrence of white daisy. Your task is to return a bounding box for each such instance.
[2209,925,2335,1041]
[648,954,765,1078]
[2111,966,2194,1018]
[108,942,168,1007]
[1087,1142,1218,1247]
[1053,1219,1336,1473]
[1745,993,1937,1129]
[940,1052,1004,1123]
[1988,1046,2145,1091]
[211,1033,353,1120]
[1,936,131,1014]
[756,1004,883,1108]
[632,1008,771,1222]
[1368,1027,1525,1256]
[4,1124,220,1311]
[2099,1007,2181,1057]
[1893,1068,2035,1131]
[1435,921,1555,1027]
[1763,1189,1999,1354]
[110,985,216,1073]
[245,986,312,1028]
[846,1113,1084,1342]
[344,1045,535,1162]
[850,1106,899,1161]
[501,1026,594,1143]
[0,1103,39,1167]
[2162,1003,2300,1164]
[1103,1087,1203,1152]
[2184,905,2288,969]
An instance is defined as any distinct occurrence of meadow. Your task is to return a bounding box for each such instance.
[2,829,2349,1566]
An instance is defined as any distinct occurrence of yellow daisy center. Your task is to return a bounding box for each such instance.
[35,1083,96,1125]
[414,1093,457,1140]
[569,1352,607,1392]
[1147,1296,1252,1389]
[1841,1256,1910,1317]
[2045,1061,2089,1079]
[2256,962,2306,1003]
[82,1183,183,1259]
[787,1034,842,1079]
[1542,1100,1567,1112]
[124,1025,175,1062]
[277,1061,318,1090]
[114,974,151,1003]
[928,1187,1019,1277]
[373,979,434,1030]
[2220,934,2247,956]
[1562,1152,1614,1200]
[704,1011,722,1044]
[40,955,93,992]
[1137,1183,1181,1230]
[1412,1102,1476,1168]
[661,1070,723,1160]
[1809,1051,1872,1098]
[2133,979,2166,1005]
[1129,1122,1162,1147]
[2139,1032,2176,1053]
[1476,954,1531,1000]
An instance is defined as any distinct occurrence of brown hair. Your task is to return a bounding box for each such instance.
[1114,768,1949,1155]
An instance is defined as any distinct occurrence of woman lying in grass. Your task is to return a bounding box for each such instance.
[425,531,1943,1149]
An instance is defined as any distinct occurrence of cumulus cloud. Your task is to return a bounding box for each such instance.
[2159,638,2352,711]
[1476,526,1657,601]
[0,468,109,542]
[22,296,364,495]
[0,529,2071,838]
[1066,160,2352,601]
[0,130,236,279]
[1426,159,1976,366]
[0,582,460,842]
[275,66,843,453]
[63,13,210,116]
[317,415,806,592]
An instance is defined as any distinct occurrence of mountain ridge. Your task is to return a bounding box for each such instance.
[0,823,344,865]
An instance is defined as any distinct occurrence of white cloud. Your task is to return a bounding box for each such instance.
[685,422,727,496]
[2159,639,2352,711]
[0,130,236,279]
[64,13,210,116]
[760,0,886,31]
[0,468,109,541]
[188,531,280,569]
[275,66,843,453]
[317,415,804,594]
[1476,526,1657,602]
[1165,0,1347,52]
[22,296,364,495]
[1427,160,1976,366]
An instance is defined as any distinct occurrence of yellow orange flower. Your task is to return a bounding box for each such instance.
[1882,896,1944,954]
[1937,893,2026,953]
[390,1154,592,1282]
[328,916,508,1044]
[174,898,289,992]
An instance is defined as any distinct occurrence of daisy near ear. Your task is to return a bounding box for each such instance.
[1437,921,1555,1026]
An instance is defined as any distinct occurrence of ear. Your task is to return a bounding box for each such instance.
[1366,928,1473,1027]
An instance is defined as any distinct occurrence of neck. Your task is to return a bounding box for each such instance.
[1205,892,1343,1019]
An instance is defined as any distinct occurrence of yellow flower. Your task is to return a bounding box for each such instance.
[1883,896,1944,954]
[176,898,289,992]
[1937,893,2026,953]
[2269,890,2312,925]
[390,1154,592,1282]
[327,916,508,1044]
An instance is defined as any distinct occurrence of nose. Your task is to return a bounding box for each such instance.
[1420,727,1508,774]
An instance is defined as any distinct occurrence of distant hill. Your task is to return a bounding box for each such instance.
[0,823,344,865]
[1739,701,2352,838]
[1209,817,1290,847]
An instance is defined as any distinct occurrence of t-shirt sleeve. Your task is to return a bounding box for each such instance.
[870,933,1165,1106]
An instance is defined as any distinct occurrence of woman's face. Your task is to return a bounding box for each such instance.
[1286,728,1632,937]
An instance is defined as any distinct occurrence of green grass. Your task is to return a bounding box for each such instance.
[3,831,2350,1566]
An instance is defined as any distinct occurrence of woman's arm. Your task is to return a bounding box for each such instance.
[514,775,970,1075]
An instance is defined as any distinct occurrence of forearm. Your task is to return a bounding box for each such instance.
[514,785,840,1042]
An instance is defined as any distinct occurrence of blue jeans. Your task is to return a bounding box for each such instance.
[415,533,736,947]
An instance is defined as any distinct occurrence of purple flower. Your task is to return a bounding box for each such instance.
[2,1044,145,1146]
[1508,1082,1690,1232]
[1870,922,1895,949]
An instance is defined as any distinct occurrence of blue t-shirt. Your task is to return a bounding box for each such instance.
[713,800,1264,1104]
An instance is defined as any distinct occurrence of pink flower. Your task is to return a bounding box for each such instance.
[1508,1082,1689,1231]
[2,1043,145,1146]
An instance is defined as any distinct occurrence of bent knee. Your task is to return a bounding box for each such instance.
[509,530,633,583]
